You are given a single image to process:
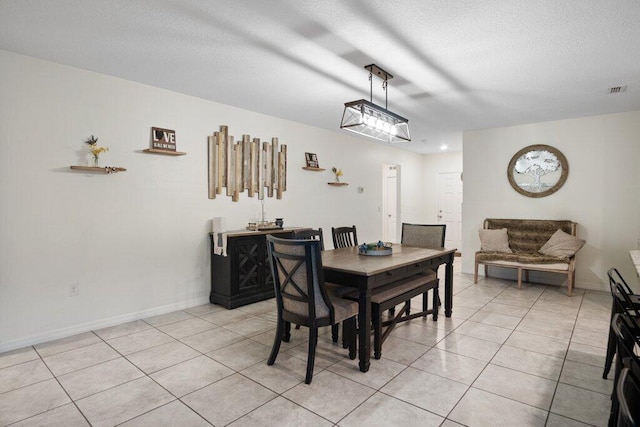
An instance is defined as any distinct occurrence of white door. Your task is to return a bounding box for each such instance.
[437,172,463,252]
[383,165,399,242]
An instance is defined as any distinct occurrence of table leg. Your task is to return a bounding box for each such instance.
[445,257,454,317]
[358,279,371,372]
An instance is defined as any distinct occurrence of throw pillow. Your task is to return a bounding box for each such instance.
[539,229,585,258]
[479,228,512,253]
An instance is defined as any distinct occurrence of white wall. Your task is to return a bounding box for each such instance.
[0,50,427,351]
[462,111,640,291]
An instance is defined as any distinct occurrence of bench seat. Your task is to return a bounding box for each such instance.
[474,218,578,295]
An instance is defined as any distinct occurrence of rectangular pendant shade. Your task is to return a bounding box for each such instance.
[340,99,410,143]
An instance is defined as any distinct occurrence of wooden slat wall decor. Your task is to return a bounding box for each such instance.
[216,131,224,195]
[207,135,217,199]
[207,125,287,201]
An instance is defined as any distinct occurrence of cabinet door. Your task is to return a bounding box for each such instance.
[229,235,264,295]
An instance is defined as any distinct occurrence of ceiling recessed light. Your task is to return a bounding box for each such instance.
[440,144,448,150]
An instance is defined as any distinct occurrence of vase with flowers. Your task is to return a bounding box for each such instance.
[332,167,343,183]
[85,135,109,167]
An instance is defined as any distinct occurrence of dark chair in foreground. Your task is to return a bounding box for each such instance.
[332,225,358,248]
[616,362,640,427]
[603,268,640,379]
[370,271,439,359]
[608,312,640,426]
[266,235,357,384]
[292,228,339,342]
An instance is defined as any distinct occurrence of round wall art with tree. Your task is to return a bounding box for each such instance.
[507,144,568,198]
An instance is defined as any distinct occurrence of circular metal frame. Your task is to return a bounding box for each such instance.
[507,144,568,198]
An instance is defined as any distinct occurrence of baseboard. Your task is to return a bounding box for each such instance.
[0,296,211,353]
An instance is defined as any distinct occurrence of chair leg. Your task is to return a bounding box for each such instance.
[345,318,357,360]
[268,314,284,365]
[603,304,617,379]
[422,291,428,318]
[603,326,616,379]
[433,286,439,321]
[305,327,318,384]
[283,321,291,342]
[332,324,339,343]
[295,324,301,330]
[373,305,382,360]
[342,321,349,349]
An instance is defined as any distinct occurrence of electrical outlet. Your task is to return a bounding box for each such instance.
[70,283,79,297]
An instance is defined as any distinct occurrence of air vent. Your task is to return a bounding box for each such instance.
[609,85,627,94]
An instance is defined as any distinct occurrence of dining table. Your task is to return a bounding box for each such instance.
[322,244,457,372]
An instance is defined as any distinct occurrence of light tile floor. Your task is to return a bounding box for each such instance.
[0,260,614,426]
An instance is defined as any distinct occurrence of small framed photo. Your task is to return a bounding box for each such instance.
[305,152,319,168]
[151,127,177,151]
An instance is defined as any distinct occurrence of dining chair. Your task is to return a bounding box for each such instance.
[401,223,446,249]
[608,312,640,426]
[266,235,357,384]
[293,228,324,251]
[401,223,446,311]
[291,228,340,344]
[603,268,640,379]
[331,225,358,248]
[616,360,640,427]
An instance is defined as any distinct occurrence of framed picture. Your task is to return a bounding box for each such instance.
[151,127,177,151]
[305,152,319,168]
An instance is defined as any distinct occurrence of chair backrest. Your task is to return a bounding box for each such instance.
[293,228,325,251]
[266,235,334,326]
[611,313,640,365]
[484,218,576,253]
[401,223,446,248]
[332,225,358,248]
[608,268,639,317]
[616,282,640,318]
[617,365,640,427]
[608,267,635,296]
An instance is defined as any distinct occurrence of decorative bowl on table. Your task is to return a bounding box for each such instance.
[358,241,393,256]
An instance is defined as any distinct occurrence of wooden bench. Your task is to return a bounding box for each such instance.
[474,218,579,295]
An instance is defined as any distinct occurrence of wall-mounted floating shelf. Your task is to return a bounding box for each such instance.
[143,148,186,156]
[302,166,325,172]
[328,182,348,186]
[70,166,127,174]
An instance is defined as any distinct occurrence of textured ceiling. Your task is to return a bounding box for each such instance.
[1,0,639,153]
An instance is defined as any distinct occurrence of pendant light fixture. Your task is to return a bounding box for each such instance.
[340,64,410,143]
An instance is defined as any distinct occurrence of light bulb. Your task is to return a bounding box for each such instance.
[375,119,384,131]
[383,122,390,133]
[390,125,398,136]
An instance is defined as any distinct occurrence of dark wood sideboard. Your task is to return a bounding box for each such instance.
[209,228,302,309]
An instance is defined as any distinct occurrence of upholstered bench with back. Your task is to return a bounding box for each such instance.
[474,218,585,296]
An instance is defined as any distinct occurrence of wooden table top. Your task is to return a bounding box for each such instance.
[322,245,457,276]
